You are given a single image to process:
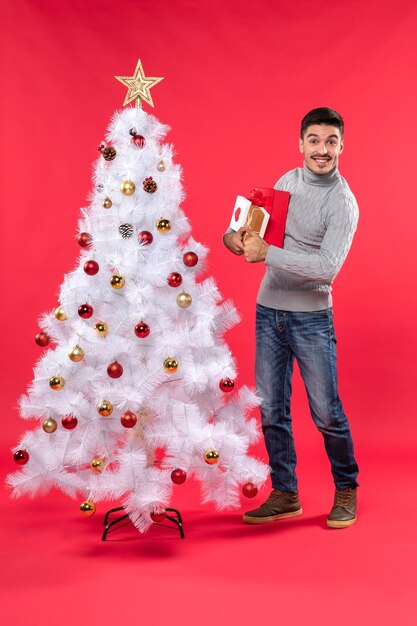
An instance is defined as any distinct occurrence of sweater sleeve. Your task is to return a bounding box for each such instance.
[264,192,359,283]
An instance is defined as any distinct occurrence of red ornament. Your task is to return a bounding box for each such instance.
[135,322,150,338]
[183,251,198,267]
[35,332,50,347]
[219,378,235,392]
[62,415,78,430]
[77,232,92,248]
[150,510,167,523]
[120,411,138,428]
[131,135,146,148]
[83,260,99,275]
[171,469,187,485]
[138,230,153,245]
[107,361,123,378]
[78,304,93,319]
[167,272,182,288]
[14,450,29,465]
[242,482,258,498]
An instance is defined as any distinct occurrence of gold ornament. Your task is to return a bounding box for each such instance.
[163,357,178,374]
[204,449,220,465]
[156,218,171,233]
[49,375,64,390]
[68,345,84,362]
[115,59,164,108]
[120,180,136,196]
[91,457,106,473]
[157,160,166,172]
[80,501,96,517]
[103,197,112,208]
[42,418,58,433]
[110,274,125,289]
[97,400,113,416]
[94,321,108,337]
[54,306,67,321]
[176,291,192,308]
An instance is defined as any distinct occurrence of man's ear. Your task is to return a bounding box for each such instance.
[339,140,344,155]
[299,138,304,154]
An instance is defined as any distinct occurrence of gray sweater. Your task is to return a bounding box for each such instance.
[257,165,359,311]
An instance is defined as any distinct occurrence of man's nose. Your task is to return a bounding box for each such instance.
[317,143,328,154]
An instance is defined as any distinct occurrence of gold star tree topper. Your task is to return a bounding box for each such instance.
[115,59,164,108]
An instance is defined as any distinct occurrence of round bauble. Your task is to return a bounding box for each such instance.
[101,146,116,161]
[204,449,220,465]
[183,251,198,267]
[102,197,112,209]
[94,321,108,337]
[78,303,93,319]
[156,218,171,233]
[131,134,146,148]
[83,260,99,275]
[138,230,153,245]
[42,418,58,433]
[219,378,235,392]
[167,272,182,287]
[135,322,150,338]
[120,180,135,196]
[68,345,84,362]
[120,411,137,428]
[157,160,166,172]
[49,376,64,390]
[176,291,192,308]
[171,469,187,485]
[97,400,113,416]
[35,332,50,347]
[14,450,29,465]
[62,415,78,430]
[110,274,125,289]
[143,177,157,193]
[107,361,123,378]
[129,127,137,136]
[54,306,67,321]
[242,482,258,498]
[163,358,178,374]
[91,457,105,473]
[80,501,95,517]
[77,232,92,248]
[150,510,166,523]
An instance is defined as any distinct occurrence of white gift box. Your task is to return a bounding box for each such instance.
[229,196,270,238]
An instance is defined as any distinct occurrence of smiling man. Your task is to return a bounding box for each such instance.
[223,107,359,529]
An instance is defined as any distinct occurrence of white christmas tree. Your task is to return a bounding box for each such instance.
[7,61,268,533]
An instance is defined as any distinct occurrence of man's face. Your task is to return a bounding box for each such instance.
[299,124,344,175]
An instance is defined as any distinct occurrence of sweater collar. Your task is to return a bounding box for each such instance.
[302,163,339,186]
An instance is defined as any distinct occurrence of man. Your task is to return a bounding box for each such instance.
[223,107,359,529]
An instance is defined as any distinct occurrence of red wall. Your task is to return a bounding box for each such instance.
[1,0,416,463]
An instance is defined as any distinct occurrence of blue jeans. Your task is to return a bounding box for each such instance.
[255,303,359,492]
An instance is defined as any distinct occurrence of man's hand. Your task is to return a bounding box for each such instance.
[222,228,245,255]
[242,226,270,263]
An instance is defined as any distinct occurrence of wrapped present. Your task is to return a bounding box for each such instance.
[229,188,290,247]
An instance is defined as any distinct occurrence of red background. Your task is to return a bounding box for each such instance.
[1,1,416,624]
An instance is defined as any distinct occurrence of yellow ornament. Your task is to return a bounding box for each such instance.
[120,180,136,196]
[157,160,166,172]
[91,457,106,473]
[49,375,64,390]
[54,306,67,321]
[80,501,96,517]
[94,321,108,337]
[115,58,164,108]
[42,418,58,433]
[156,218,171,233]
[204,449,220,465]
[103,197,112,208]
[97,400,113,416]
[176,291,192,308]
[68,345,84,362]
[110,274,125,289]
[163,357,178,374]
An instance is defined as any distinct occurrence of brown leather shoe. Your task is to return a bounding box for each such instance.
[327,487,357,528]
[243,489,303,524]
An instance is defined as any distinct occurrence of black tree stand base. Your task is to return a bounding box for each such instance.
[102,506,185,541]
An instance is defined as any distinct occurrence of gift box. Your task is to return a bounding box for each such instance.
[229,187,290,248]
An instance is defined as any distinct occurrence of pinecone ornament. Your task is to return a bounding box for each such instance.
[101,146,117,161]
[119,223,134,239]
[143,177,157,193]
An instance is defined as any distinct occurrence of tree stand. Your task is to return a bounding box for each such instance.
[102,506,185,541]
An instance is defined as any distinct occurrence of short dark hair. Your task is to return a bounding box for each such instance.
[300,107,344,138]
